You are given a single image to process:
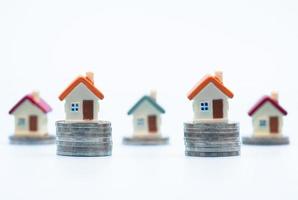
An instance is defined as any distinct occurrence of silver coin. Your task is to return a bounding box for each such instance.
[57,132,112,138]
[184,136,240,141]
[185,142,240,146]
[185,146,240,152]
[184,122,239,129]
[57,151,112,157]
[185,137,239,142]
[184,127,239,132]
[185,145,240,149]
[57,137,112,143]
[184,130,239,133]
[56,138,112,144]
[184,139,239,143]
[57,128,112,134]
[184,130,239,135]
[56,120,111,127]
[185,142,240,148]
[57,134,112,140]
[56,141,112,147]
[57,130,112,135]
[57,150,113,154]
[185,151,240,157]
[57,143,112,149]
[57,126,112,131]
[184,134,239,139]
[184,133,239,137]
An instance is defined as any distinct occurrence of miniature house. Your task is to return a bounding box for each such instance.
[187,71,234,121]
[9,92,52,137]
[248,92,287,137]
[59,72,104,121]
[128,91,165,137]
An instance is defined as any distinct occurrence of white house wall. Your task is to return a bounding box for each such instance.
[12,100,48,136]
[132,100,162,137]
[64,83,100,121]
[192,83,229,121]
[251,102,284,137]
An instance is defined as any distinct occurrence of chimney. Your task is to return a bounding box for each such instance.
[86,72,94,84]
[271,91,279,102]
[150,90,157,101]
[32,91,40,101]
[214,71,223,83]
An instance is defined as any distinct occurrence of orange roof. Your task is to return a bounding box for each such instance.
[187,75,234,100]
[59,76,104,101]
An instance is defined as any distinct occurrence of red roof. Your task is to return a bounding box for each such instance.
[248,96,287,116]
[9,94,52,114]
[59,76,104,101]
[187,75,234,100]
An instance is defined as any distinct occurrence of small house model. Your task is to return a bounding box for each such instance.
[56,72,112,156]
[127,91,165,138]
[248,92,288,137]
[187,71,234,121]
[9,92,52,137]
[59,72,104,121]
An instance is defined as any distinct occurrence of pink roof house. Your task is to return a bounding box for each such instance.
[248,92,287,137]
[9,92,52,137]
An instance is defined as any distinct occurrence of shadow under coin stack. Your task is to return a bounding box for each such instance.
[56,121,112,157]
[184,122,240,157]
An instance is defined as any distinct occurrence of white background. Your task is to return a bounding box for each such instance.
[0,0,298,199]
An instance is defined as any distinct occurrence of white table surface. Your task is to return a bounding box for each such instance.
[1,136,297,200]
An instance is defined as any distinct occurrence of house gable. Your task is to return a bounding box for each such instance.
[128,96,165,115]
[11,99,46,117]
[188,75,234,100]
[9,94,52,115]
[64,83,100,102]
[59,76,104,101]
[192,82,229,103]
[248,96,287,117]
[250,101,286,118]
[131,100,163,116]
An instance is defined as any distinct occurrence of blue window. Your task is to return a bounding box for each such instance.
[259,120,267,127]
[71,103,79,112]
[17,118,26,127]
[137,118,145,126]
[200,102,209,112]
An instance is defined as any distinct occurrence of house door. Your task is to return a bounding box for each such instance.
[29,115,38,131]
[148,115,157,133]
[213,99,224,119]
[83,100,94,120]
[270,117,279,134]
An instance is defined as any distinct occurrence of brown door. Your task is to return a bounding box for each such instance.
[270,117,279,134]
[83,100,94,120]
[213,99,224,119]
[148,115,157,133]
[29,115,38,131]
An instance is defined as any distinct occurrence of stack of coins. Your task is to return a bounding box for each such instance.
[184,122,240,157]
[56,121,112,157]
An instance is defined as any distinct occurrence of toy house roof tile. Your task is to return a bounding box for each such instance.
[59,76,104,101]
[187,75,234,100]
[248,96,288,116]
[127,95,166,115]
[9,94,52,114]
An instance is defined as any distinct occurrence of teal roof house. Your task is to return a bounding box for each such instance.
[128,91,165,138]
